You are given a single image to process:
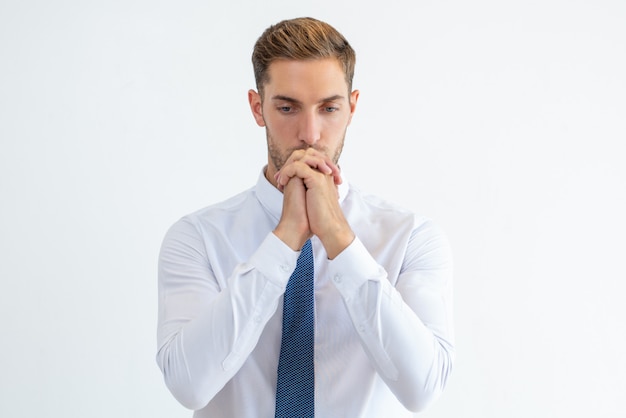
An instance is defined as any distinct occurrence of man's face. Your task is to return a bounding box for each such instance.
[249,58,359,182]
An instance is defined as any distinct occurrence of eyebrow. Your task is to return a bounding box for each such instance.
[270,94,345,104]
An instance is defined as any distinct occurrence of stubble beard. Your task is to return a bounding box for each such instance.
[266,128,346,172]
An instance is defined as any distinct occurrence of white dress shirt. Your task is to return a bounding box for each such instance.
[157,169,454,418]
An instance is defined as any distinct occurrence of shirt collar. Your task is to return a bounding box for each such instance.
[255,166,350,221]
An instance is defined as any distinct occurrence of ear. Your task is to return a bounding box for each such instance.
[347,89,360,125]
[248,89,265,127]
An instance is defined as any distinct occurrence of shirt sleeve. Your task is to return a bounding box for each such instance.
[156,217,299,410]
[326,219,454,413]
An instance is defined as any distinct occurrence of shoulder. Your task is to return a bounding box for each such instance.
[344,184,451,275]
[164,187,257,239]
[185,187,256,223]
[346,183,450,250]
[344,184,431,230]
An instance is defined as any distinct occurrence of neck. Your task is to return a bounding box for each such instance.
[264,164,279,189]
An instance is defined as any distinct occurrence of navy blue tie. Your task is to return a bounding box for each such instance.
[275,239,315,418]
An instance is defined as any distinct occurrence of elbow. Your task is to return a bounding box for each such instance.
[405,397,435,414]
[156,342,211,411]
[163,372,210,411]
[401,340,455,413]
[403,384,444,414]
[400,384,441,413]
[167,383,210,411]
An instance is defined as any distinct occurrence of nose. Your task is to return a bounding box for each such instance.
[298,111,321,145]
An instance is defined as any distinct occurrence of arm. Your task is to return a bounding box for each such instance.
[156,218,299,410]
[276,151,454,411]
[328,221,454,412]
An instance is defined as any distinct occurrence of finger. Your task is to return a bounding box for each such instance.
[275,163,299,190]
[281,149,343,185]
[276,164,342,192]
[276,161,317,189]
[298,149,342,185]
[282,174,306,196]
[331,165,342,185]
[296,155,334,175]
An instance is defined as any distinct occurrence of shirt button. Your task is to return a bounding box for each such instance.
[253,315,261,324]
[333,274,342,283]
[280,264,290,272]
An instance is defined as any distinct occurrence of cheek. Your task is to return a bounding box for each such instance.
[266,117,297,139]
[323,115,350,135]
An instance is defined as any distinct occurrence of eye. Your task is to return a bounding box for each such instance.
[324,106,339,113]
[278,106,292,113]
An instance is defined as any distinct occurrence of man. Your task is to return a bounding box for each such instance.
[157,17,454,418]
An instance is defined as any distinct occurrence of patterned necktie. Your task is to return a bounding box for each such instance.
[275,239,315,418]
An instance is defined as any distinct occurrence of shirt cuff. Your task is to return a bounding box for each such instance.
[327,237,386,298]
[247,232,301,288]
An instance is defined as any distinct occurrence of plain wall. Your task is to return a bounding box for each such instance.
[1,1,624,417]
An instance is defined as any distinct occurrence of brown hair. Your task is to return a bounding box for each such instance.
[252,17,356,97]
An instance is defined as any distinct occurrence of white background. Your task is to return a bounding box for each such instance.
[1,1,625,417]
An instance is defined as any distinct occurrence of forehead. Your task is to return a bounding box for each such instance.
[264,58,349,99]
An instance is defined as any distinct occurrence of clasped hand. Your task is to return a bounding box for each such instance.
[273,149,355,259]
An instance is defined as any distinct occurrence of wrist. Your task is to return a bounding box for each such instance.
[273,223,310,251]
[319,226,355,260]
